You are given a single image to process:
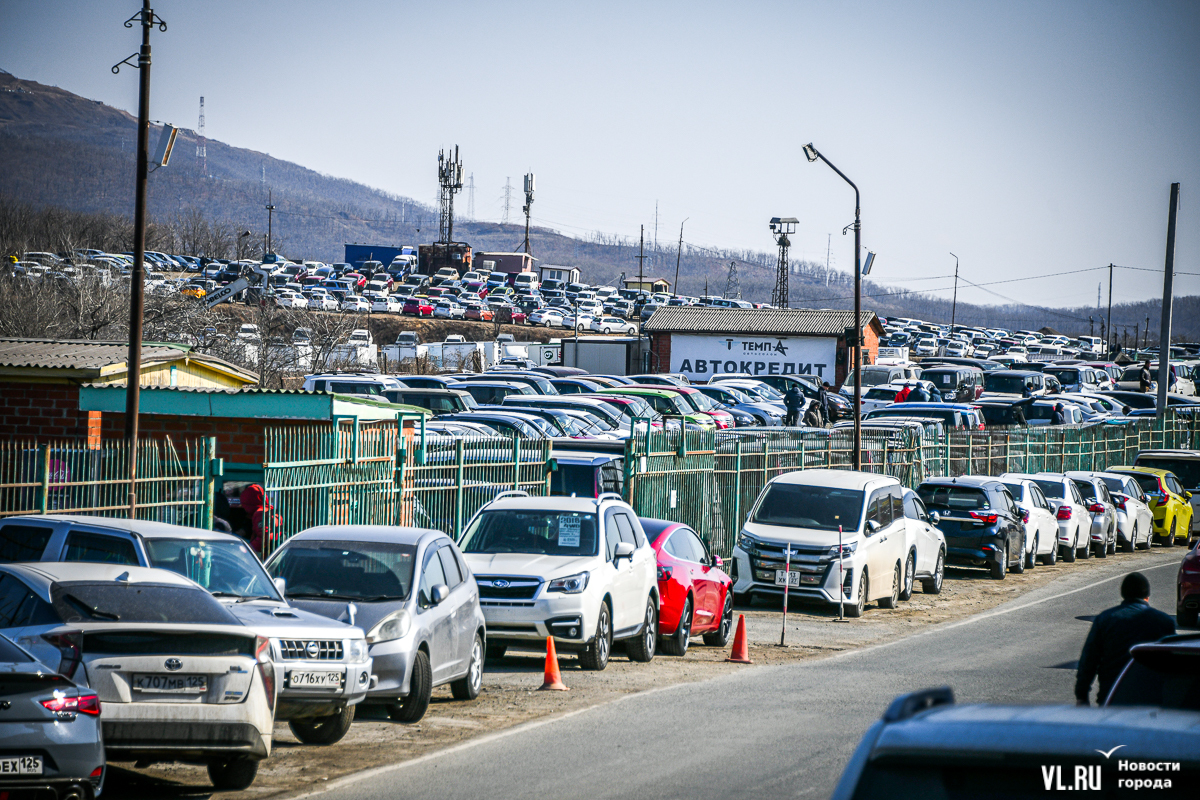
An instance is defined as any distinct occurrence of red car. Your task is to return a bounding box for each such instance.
[640,518,734,656]
[1178,543,1200,627]
[403,297,433,316]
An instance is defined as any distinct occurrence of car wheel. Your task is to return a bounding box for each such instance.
[990,544,1008,579]
[1095,531,1107,558]
[1165,517,1176,547]
[1138,523,1153,551]
[450,633,484,701]
[208,757,258,791]
[1123,524,1136,553]
[899,551,915,602]
[846,571,868,617]
[1108,525,1118,555]
[387,649,431,723]
[1078,527,1091,559]
[627,597,657,662]
[703,589,734,647]
[288,705,355,745]
[879,562,901,609]
[1025,535,1037,570]
[579,603,612,671]
[602,327,611,334]
[1061,530,1077,563]
[1042,536,1058,565]
[1012,534,1026,574]
[921,549,945,594]
[662,597,691,656]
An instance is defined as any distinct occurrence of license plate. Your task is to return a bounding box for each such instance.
[288,670,344,689]
[0,756,42,775]
[775,570,802,588]
[132,673,207,693]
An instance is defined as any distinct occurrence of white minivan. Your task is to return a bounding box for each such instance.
[733,470,942,617]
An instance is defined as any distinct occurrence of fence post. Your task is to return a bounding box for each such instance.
[454,439,465,538]
[512,437,521,492]
[763,436,771,483]
[203,437,216,531]
[732,440,743,538]
[36,444,50,514]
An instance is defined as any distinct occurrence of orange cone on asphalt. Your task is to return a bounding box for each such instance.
[538,636,569,691]
[726,614,752,664]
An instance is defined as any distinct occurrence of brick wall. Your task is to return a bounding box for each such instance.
[0,383,98,441]
[97,414,318,464]
[649,334,671,374]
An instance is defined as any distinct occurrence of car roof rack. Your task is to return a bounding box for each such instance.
[883,687,955,722]
[597,492,624,504]
[489,490,529,503]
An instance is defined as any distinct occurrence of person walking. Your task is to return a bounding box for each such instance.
[1139,359,1153,393]
[818,381,834,423]
[784,385,804,427]
[1075,572,1175,705]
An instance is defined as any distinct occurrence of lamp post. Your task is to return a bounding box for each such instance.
[803,143,863,470]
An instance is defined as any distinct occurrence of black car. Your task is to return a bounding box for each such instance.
[917,476,1026,579]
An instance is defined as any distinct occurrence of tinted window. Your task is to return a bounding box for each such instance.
[461,511,599,558]
[50,582,238,624]
[0,574,33,628]
[0,525,53,563]
[268,540,416,601]
[0,634,33,662]
[871,491,893,526]
[437,546,462,588]
[418,548,448,607]
[63,531,138,565]
[918,485,990,511]
[1166,475,1184,495]
[613,514,639,546]
[752,483,864,532]
[1001,483,1025,502]
[603,513,622,561]
[1072,480,1097,501]
[682,529,709,564]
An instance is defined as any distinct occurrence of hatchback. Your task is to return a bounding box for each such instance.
[640,519,734,656]
[1107,466,1194,546]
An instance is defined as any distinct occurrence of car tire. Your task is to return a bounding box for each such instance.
[662,597,691,656]
[1061,532,1077,563]
[387,649,431,723]
[1025,535,1037,570]
[1095,530,1107,558]
[1123,525,1137,553]
[991,545,1008,580]
[1165,517,1176,547]
[288,704,355,745]
[626,597,657,662]
[579,603,612,671]
[899,552,915,602]
[879,562,901,609]
[208,757,258,791]
[921,550,945,594]
[450,633,484,701]
[1041,536,1058,565]
[703,589,734,647]
[1108,526,1117,555]
[602,327,611,334]
[1012,534,1026,574]
[1138,524,1153,551]
[846,571,868,617]
[1078,527,1091,559]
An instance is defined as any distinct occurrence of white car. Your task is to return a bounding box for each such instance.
[1083,471,1155,552]
[900,488,947,597]
[459,492,659,671]
[342,296,371,313]
[373,295,403,313]
[308,291,339,311]
[998,478,1061,566]
[273,290,306,309]
[0,563,277,791]
[562,312,595,331]
[734,469,920,617]
[1000,472,1090,562]
[433,301,466,320]
[528,308,565,327]
[237,323,260,340]
[589,316,637,335]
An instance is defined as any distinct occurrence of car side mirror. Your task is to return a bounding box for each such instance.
[431,584,450,605]
[866,519,882,534]
[1187,491,1194,501]
[273,577,287,595]
[614,541,635,561]
[711,555,724,569]
[928,511,941,525]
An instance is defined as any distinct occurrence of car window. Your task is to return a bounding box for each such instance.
[1166,475,1184,495]
[418,547,448,608]
[616,513,644,547]
[1030,484,1049,510]
[752,483,865,532]
[146,538,278,599]
[0,524,53,563]
[682,529,710,565]
[918,485,990,511]
[437,545,462,588]
[1032,479,1063,500]
[871,490,893,526]
[996,488,1015,513]
[902,492,922,520]
[50,582,238,625]
[0,574,33,628]
[63,531,138,565]
[889,488,904,524]
[603,511,622,561]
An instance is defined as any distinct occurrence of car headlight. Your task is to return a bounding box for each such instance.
[737,532,759,554]
[829,541,858,559]
[546,572,589,593]
[365,609,412,644]
[347,639,369,663]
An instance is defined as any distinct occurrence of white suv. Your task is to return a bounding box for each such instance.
[458,492,658,670]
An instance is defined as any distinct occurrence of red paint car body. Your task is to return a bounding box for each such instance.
[640,518,734,652]
[403,297,433,316]
[1177,542,1200,627]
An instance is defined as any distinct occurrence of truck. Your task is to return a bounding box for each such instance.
[417,242,473,278]
[344,244,416,272]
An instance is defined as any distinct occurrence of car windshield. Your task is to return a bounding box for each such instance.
[857,369,896,387]
[268,540,416,601]
[684,391,717,411]
[0,635,33,662]
[460,510,599,557]
[1136,457,1200,490]
[144,539,280,600]
[1047,369,1080,383]
[751,483,864,532]
[984,375,1030,394]
[50,582,239,624]
[917,485,990,511]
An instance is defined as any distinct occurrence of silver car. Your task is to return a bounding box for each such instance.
[0,515,372,745]
[1065,473,1119,557]
[0,634,104,798]
[266,526,486,724]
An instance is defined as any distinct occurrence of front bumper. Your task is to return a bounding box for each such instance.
[731,545,857,606]
[276,657,372,719]
[478,591,602,652]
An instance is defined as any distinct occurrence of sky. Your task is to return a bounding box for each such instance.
[1,0,1198,308]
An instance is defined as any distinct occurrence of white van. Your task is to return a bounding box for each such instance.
[512,272,540,293]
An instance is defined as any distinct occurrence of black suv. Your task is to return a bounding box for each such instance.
[917,476,1026,579]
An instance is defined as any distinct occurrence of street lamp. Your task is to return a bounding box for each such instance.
[803,142,864,470]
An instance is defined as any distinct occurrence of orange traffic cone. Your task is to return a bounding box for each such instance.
[725,614,752,664]
[538,636,569,691]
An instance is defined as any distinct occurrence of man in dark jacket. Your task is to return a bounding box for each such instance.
[1139,360,1153,393]
[819,382,835,422]
[784,385,804,426]
[1052,403,1068,425]
[1075,572,1175,705]
[907,383,929,403]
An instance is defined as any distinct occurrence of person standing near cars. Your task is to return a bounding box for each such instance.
[1075,572,1175,705]
[1139,359,1153,393]
[784,385,804,426]
[1052,403,1068,425]
[817,381,832,423]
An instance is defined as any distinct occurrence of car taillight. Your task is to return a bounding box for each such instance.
[255,635,276,715]
[657,565,672,581]
[1021,509,1030,523]
[1088,503,1105,513]
[969,511,998,524]
[41,631,83,679]
[41,692,100,716]
[1057,506,1073,520]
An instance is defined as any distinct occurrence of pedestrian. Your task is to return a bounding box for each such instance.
[1052,403,1067,425]
[783,385,804,426]
[894,384,912,404]
[1075,572,1175,705]
[908,383,929,403]
[239,484,278,557]
[818,381,833,423]
[1139,359,1153,393]
[928,383,943,403]
[802,401,822,427]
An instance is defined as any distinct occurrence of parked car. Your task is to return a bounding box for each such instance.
[917,476,1027,579]
[301,373,407,395]
[1082,472,1156,551]
[1002,472,1092,562]
[458,492,658,670]
[433,300,466,320]
[1106,466,1194,546]
[694,384,785,426]
[864,403,982,430]
[341,295,371,313]
[267,525,485,723]
[981,370,1048,397]
[1133,449,1200,539]
[1059,472,1119,557]
[997,478,1061,566]
[1176,544,1200,627]
[0,563,276,790]
[734,470,914,616]
[639,519,734,656]
[588,316,637,335]
[372,295,404,314]
[899,488,948,597]
[919,365,984,403]
[529,308,565,327]
[1042,364,1107,393]
[0,634,104,799]
[381,388,478,415]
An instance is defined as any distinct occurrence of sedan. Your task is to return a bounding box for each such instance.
[640,519,734,657]
[589,316,637,335]
[1064,472,1119,557]
[1002,472,1091,562]
[372,296,404,314]
[1090,471,1155,552]
[342,295,372,313]
[529,308,565,327]
[561,312,594,331]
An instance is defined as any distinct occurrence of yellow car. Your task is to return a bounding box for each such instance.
[1107,466,1194,546]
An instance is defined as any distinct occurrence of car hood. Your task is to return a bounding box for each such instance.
[742,520,855,548]
[223,599,365,639]
[287,597,410,635]
[462,552,597,580]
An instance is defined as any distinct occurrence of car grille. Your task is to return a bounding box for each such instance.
[476,577,541,600]
[748,540,834,583]
[277,639,344,660]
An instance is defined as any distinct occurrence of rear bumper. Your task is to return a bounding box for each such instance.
[944,533,1006,566]
[102,720,269,761]
[0,728,104,793]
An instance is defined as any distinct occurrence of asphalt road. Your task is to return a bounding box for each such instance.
[300,550,1184,800]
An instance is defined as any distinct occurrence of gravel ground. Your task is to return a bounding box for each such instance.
[102,545,1180,799]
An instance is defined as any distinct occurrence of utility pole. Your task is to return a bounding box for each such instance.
[196,95,206,178]
[1089,316,1094,337]
[114,0,166,519]
[502,177,512,225]
[950,252,959,330]
[1106,263,1114,358]
[1156,183,1179,418]
[1145,317,1150,349]
[522,173,535,255]
[437,146,463,244]
[636,226,646,370]
[724,261,740,300]
[265,189,275,254]
[673,218,687,298]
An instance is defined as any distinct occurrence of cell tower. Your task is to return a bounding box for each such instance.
[466,173,475,220]
[724,261,740,299]
[522,173,535,254]
[437,146,464,244]
[502,177,513,225]
[196,96,206,177]
[769,217,798,308]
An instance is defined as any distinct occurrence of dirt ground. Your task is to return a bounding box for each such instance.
[102,548,1178,800]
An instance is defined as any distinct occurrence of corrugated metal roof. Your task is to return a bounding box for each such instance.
[0,338,189,371]
[642,307,880,336]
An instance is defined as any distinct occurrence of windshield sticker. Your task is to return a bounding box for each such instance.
[558,516,582,547]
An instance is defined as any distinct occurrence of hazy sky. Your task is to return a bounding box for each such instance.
[2,0,1198,308]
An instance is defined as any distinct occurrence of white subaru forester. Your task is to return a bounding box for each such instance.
[458,492,658,670]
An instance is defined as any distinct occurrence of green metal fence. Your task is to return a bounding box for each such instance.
[0,436,217,526]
